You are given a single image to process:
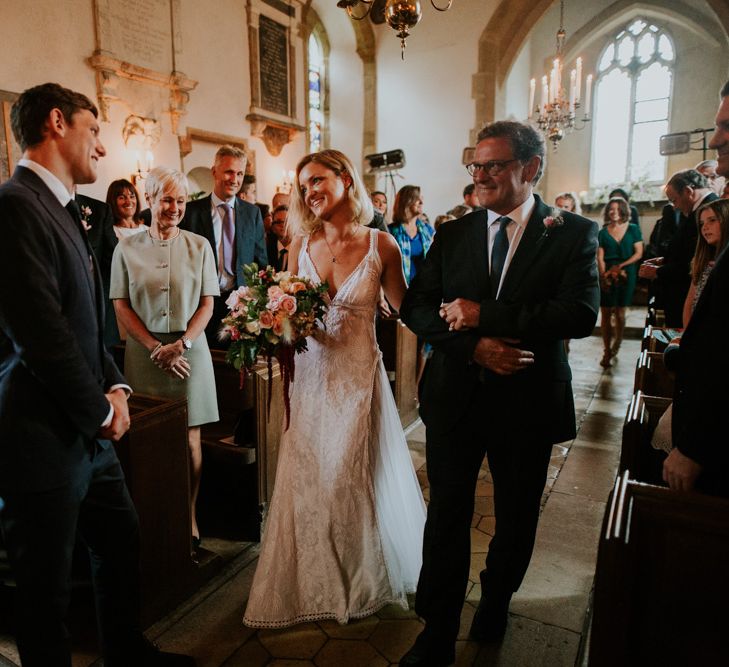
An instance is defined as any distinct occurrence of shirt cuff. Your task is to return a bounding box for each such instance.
[100,384,133,429]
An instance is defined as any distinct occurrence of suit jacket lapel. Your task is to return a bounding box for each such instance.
[468,211,490,298]
[499,195,552,299]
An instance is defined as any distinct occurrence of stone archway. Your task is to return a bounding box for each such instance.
[473,0,729,145]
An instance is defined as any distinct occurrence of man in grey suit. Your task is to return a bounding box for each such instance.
[0,83,194,665]
[181,145,267,347]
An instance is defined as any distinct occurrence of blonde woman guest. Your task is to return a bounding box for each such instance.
[110,167,219,549]
[597,196,643,367]
[555,191,582,215]
[244,149,425,628]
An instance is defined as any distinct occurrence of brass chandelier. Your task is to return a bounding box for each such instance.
[337,0,454,59]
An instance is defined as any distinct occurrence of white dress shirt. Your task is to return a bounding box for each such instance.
[486,193,536,298]
[18,158,131,427]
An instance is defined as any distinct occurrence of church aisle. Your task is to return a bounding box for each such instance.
[0,335,640,667]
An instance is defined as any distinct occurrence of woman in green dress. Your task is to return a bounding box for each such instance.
[110,167,220,548]
[597,196,644,368]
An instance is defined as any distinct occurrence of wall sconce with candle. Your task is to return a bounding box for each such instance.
[277,170,296,194]
[122,115,161,183]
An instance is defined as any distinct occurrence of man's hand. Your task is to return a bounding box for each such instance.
[663,448,702,492]
[440,298,480,331]
[473,337,534,375]
[639,257,663,280]
[99,388,131,442]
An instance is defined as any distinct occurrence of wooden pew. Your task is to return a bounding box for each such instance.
[619,390,671,485]
[198,352,283,539]
[115,394,202,626]
[633,349,674,398]
[590,472,729,666]
[376,315,419,427]
[641,325,682,353]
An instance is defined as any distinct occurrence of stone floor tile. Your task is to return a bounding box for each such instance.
[469,552,487,582]
[369,619,422,662]
[313,639,388,667]
[473,615,581,666]
[457,601,477,640]
[576,413,624,445]
[317,615,379,640]
[470,527,492,552]
[476,515,495,536]
[258,624,327,659]
[269,661,315,667]
[475,479,494,497]
[466,582,481,603]
[454,639,481,666]
[586,396,631,418]
[376,603,420,620]
[221,637,270,667]
[473,496,494,517]
[552,440,621,501]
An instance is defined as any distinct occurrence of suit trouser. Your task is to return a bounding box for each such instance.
[0,443,141,666]
[414,390,553,645]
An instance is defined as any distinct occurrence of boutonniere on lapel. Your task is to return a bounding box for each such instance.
[80,205,92,232]
[540,210,565,240]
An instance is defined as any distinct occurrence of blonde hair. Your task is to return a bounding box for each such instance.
[288,149,373,236]
[145,166,189,203]
[214,144,247,164]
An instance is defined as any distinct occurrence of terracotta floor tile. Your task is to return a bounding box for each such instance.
[222,637,270,666]
[313,639,388,667]
[369,619,423,662]
[258,624,327,659]
[476,515,495,536]
[317,615,379,640]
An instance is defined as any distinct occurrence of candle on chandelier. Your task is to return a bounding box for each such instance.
[585,74,593,117]
[569,70,576,113]
[575,57,583,103]
[528,79,536,118]
[541,76,549,112]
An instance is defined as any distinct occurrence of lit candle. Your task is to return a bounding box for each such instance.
[288,170,295,182]
[528,78,536,119]
[549,68,555,104]
[554,59,561,98]
[146,150,154,170]
[585,74,593,117]
[135,150,141,172]
[569,70,576,112]
[575,57,583,103]
[541,75,549,112]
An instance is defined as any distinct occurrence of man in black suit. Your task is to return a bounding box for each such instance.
[662,81,729,497]
[180,145,267,347]
[400,121,599,666]
[267,204,291,271]
[0,83,193,666]
[639,170,717,327]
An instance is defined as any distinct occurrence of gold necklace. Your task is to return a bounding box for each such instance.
[322,224,358,263]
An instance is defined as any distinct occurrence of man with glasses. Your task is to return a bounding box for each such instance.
[400,120,599,666]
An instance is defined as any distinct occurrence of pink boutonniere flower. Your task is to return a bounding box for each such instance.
[541,211,565,239]
[80,205,93,231]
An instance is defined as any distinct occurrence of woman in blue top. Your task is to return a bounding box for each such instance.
[388,185,434,285]
[597,196,644,368]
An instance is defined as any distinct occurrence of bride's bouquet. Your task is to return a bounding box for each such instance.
[220,263,329,428]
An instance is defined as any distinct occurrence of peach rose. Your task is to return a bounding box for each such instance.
[258,310,274,329]
[279,295,297,315]
[267,286,285,300]
[290,281,307,294]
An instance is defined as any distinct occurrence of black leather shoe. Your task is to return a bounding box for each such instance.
[138,638,197,666]
[400,630,455,666]
[468,594,510,642]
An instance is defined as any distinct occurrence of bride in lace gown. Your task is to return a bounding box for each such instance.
[243,150,426,628]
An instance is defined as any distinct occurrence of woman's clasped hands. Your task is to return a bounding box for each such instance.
[151,341,191,379]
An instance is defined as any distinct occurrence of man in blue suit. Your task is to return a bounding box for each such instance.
[0,83,194,666]
[180,145,267,347]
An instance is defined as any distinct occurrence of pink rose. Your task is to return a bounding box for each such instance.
[258,310,274,329]
[279,295,297,315]
[268,286,285,300]
[267,297,281,312]
[236,285,252,300]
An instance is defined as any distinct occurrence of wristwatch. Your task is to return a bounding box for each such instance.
[180,336,192,350]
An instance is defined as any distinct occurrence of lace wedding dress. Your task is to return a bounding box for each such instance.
[243,228,426,628]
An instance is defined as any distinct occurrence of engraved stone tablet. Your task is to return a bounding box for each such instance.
[258,15,289,117]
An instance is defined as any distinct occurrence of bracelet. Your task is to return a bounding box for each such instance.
[150,342,163,357]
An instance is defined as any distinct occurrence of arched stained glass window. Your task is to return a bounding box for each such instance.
[308,33,324,153]
[591,19,675,187]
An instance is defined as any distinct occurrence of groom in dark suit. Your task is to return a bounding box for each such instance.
[181,144,267,347]
[400,121,599,665]
[0,83,194,666]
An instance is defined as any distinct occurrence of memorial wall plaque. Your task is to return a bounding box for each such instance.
[258,15,289,117]
[96,0,173,73]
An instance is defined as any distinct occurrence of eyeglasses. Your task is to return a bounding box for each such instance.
[465,159,520,177]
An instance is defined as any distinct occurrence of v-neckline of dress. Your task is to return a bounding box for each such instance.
[305,229,373,302]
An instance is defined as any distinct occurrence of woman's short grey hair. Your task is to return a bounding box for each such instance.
[476,120,546,184]
[145,167,189,202]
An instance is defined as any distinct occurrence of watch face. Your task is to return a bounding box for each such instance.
[182,338,191,349]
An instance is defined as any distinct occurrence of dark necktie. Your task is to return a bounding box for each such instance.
[490,216,511,298]
[219,203,236,276]
[279,247,288,271]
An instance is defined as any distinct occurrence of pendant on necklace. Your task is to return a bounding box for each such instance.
[331,257,337,263]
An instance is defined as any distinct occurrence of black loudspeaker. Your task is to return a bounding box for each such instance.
[365,149,406,173]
